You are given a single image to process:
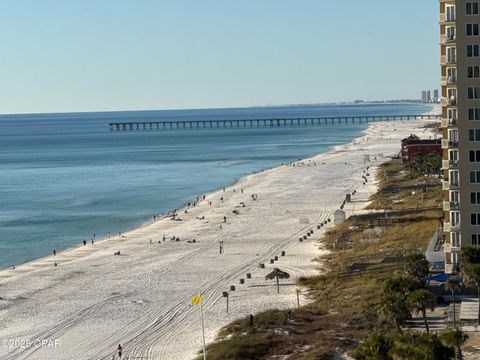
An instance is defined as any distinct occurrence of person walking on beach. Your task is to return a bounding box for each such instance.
[53,249,56,256]
[91,238,94,245]
[83,240,87,246]
[117,344,123,358]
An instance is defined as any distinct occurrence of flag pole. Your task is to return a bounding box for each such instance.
[200,297,206,360]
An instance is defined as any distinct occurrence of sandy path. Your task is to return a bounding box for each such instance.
[0,107,439,360]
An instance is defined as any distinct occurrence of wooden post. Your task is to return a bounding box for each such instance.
[276,276,279,294]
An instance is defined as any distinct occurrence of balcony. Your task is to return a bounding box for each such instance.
[444,243,461,253]
[442,180,459,190]
[441,118,457,128]
[442,159,458,169]
[441,76,457,86]
[444,222,452,232]
[441,97,457,106]
[443,201,459,211]
[442,139,458,149]
[440,34,456,44]
[440,55,456,65]
[445,263,454,274]
[439,13,456,23]
[444,222,461,233]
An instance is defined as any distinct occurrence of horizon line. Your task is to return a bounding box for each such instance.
[0,99,425,117]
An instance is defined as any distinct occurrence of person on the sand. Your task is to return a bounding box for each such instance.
[117,344,123,358]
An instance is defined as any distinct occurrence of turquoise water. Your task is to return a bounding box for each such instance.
[0,103,430,269]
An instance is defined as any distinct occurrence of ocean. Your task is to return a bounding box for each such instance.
[0,103,431,269]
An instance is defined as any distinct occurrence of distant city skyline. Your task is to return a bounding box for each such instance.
[0,1,439,114]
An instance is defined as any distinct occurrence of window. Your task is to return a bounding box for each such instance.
[473,234,480,246]
[467,2,479,15]
[468,24,479,36]
[451,190,460,203]
[447,5,457,21]
[469,150,480,162]
[452,252,459,265]
[448,47,457,63]
[450,170,459,185]
[469,108,480,120]
[452,211,461,225]
[471,213,480,225]
[469,87,480,99]
[449,129,459,142]
[470,170,480,183]
[452,232,461,247]
[469,129,480,140]
[467,44,480,57]
[468,66,480,78]
[449,150,458,161]
[471,192,480,204]
[449,108,458,120]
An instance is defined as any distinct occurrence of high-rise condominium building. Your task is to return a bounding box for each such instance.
[434,89,440,101]
[441,0,480,273]
[422,90,428,103]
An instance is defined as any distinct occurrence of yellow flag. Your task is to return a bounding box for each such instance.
[192,294,202,305]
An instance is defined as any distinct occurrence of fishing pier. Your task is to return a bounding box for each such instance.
[108,114,441,132]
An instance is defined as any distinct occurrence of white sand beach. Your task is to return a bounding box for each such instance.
[0,107,440,360]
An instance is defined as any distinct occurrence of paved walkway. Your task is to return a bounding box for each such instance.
[460,299,480,321]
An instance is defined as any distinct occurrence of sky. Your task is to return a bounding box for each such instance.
[0,0,439,114]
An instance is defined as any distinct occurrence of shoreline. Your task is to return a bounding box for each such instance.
[0,105,440,360]
[0,111,421,275]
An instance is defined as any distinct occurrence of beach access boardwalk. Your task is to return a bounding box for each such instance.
[108,114,441,132]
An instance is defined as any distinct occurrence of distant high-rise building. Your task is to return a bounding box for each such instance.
[427,90,432,102]
[434,89,439,100]
[422,90,428,103]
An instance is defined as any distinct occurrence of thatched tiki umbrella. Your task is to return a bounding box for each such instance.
[265,268,290,294]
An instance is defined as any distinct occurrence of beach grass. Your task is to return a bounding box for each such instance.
[200,160,442,359]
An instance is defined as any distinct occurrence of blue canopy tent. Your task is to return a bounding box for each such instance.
[423,273,463,283]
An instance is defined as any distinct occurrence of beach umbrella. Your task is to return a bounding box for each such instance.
[265,268,290,294]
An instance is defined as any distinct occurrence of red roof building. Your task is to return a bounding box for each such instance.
[401,138,442,163]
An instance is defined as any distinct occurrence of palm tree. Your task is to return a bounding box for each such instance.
[381,292,411,331]
[406,253,430,281]
[408,289,436,334]
[445,277,461,328]
[441,328,468,360]
[380,274,419,330]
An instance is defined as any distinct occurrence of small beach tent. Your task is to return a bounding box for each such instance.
[333,210,346,225]
[265,268,290,294]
